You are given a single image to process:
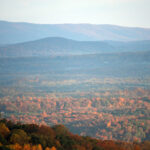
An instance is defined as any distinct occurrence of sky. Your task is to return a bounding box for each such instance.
[0,0,150,28]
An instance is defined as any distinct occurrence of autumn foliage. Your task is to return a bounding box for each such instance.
[1,88,150,142]
[0,119,150,150]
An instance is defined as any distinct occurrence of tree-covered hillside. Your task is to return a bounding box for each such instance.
[0,119,150,150]
[1,37,150,57]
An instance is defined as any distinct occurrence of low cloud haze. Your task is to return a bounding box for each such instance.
[0,0,149,27]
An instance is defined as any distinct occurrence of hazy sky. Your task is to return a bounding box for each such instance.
[0,0,150,28]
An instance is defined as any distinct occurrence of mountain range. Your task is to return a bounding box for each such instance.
[1,20,150,45]
[1,21,150,143]
[0,37,150,57]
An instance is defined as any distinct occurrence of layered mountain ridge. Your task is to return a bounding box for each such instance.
[0,37,150,57]
[1,20,150,45]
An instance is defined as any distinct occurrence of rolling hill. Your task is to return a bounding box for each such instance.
[1,20,150,44]
[0,37,150,57]
[1,21,150,143]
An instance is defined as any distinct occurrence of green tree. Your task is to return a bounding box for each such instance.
[53,125,70,137]
[10,129,30,145]
[0,123,10,138]
[0,145,12,150]
[0,133,7,144]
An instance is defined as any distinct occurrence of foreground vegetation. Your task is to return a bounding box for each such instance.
[0,119,150,150]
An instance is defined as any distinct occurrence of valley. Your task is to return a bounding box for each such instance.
[0,54,150,142]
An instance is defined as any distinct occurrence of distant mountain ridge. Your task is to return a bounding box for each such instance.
[0,37,150,57]
[0,37,113,57]
[1,20,150,44]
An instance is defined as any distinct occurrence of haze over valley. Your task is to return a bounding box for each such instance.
[0,0,150,148]
[0,20,150,144]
